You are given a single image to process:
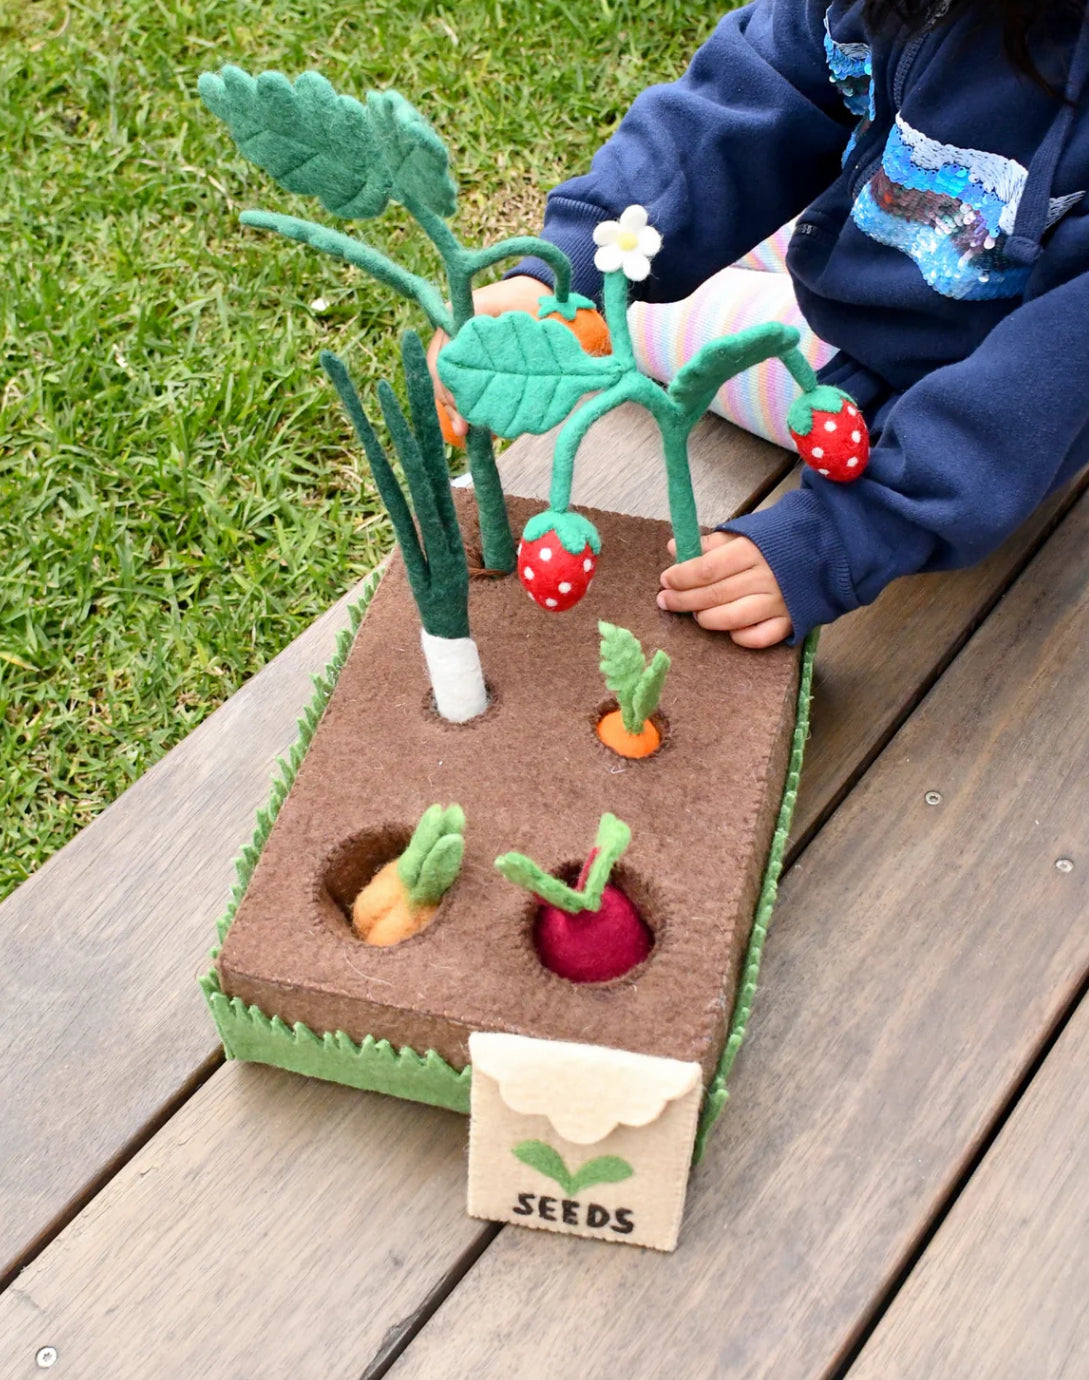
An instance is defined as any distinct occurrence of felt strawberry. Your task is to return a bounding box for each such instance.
[518,509,602,612]
[787,386,870,483]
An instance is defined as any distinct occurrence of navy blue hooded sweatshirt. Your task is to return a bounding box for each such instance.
[513,0,1089,642]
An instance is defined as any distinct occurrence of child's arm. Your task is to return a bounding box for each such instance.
[705,256,1089,644]
[516,0,854,304]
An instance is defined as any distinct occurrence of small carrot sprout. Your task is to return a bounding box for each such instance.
[597,622,670,758]
[352,804,465,946]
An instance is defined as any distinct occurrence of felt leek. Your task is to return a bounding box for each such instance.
[322,335,487,723]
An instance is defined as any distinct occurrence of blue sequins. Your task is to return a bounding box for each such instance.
[823,9,874,165]
[852,116,1084,300]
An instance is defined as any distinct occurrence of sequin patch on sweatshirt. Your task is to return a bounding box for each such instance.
[852,115,1084,300]
[823,10,874,164]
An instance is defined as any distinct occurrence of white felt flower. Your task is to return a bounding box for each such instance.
[593,205,662,282]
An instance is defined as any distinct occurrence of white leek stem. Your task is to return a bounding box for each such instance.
[420,630,487,723]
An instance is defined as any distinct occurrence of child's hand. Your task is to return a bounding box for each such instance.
[426,275,546,439]
[657,533,792,648]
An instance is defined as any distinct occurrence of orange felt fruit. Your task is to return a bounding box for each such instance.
[596,710,661,760]
[538,302,612,357]
[351,859,437,946]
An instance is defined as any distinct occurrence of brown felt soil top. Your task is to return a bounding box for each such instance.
[218,495,800,1081]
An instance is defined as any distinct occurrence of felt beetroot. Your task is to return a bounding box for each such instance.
[787,385,870,482]
[518,509,601,613]
[495,814,652,982]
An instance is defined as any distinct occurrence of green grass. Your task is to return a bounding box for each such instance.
[0,0,725,900]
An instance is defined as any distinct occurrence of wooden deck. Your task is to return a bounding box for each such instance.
[3,404,1088,1378]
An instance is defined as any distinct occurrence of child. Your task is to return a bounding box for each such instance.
[430,0,1089,648]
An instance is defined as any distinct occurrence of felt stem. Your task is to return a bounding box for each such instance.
[400,196,516,572]
[780,346,819,396]
[659,422,702,564]
[601,270,636,369]
[549,376,638,513]
[463,426,516,572]
[494,813,632,914]
[239,210,453,334]
[466,237,573,302]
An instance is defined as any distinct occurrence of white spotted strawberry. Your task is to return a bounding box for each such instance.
[788,386,870,483]
[518,509,601,612]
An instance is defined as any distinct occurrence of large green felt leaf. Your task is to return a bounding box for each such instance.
[198,67,391,219]
[366,91,457,218]
[667,321,800,417]
[438,313,624,438]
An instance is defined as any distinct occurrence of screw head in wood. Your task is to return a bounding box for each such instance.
[1055,858,1074,874]
[36,1347,58,1369]
[924,791,943,806]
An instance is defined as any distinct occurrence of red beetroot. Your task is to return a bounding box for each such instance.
[534,872,652,983]
[517,509,601,613]
[788,386,870,483]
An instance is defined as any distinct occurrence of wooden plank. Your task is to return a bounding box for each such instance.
[0,1064,483,1379]
[381,492,1089,1380]
[849,999,1089,1380]
[0,583,364,1285]
[0,415,784,1285]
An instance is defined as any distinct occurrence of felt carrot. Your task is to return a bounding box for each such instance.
[596,622,670,759]
[495,814,652,983]
[353,804,466,946]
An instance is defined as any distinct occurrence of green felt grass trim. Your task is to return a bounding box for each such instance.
[322,338,470,642]
[692,629,820,1162]
[512,1140,634,1195]
[599,622,670,736]
[786,385,851,438]
[522,508,601,556]
[495,813,631,914]
[211,564,383,952]
[398,804,466,908]
[199,968,471,1113]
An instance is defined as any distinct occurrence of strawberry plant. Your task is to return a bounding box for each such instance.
[439,204,870,598]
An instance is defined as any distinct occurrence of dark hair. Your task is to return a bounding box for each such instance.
[863,0,1085,95]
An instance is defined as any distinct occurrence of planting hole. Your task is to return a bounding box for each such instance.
[321,826,413,928]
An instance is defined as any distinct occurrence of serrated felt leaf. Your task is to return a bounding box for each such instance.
[631,650,671,728]
[569,1155,635,1194]
[599,622,645,711]
[198,66,391,218]
[411,833,465,907]
[438,313,623,437]
[667,321,800,416]
[366,90,457,217]
[512,1140,574,1195]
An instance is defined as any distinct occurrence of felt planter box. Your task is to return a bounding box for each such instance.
[203,492,809,1154]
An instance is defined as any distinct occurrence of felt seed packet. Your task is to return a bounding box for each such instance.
[468,1032,702,1252]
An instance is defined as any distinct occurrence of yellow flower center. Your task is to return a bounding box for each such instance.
[617,231,639,251]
